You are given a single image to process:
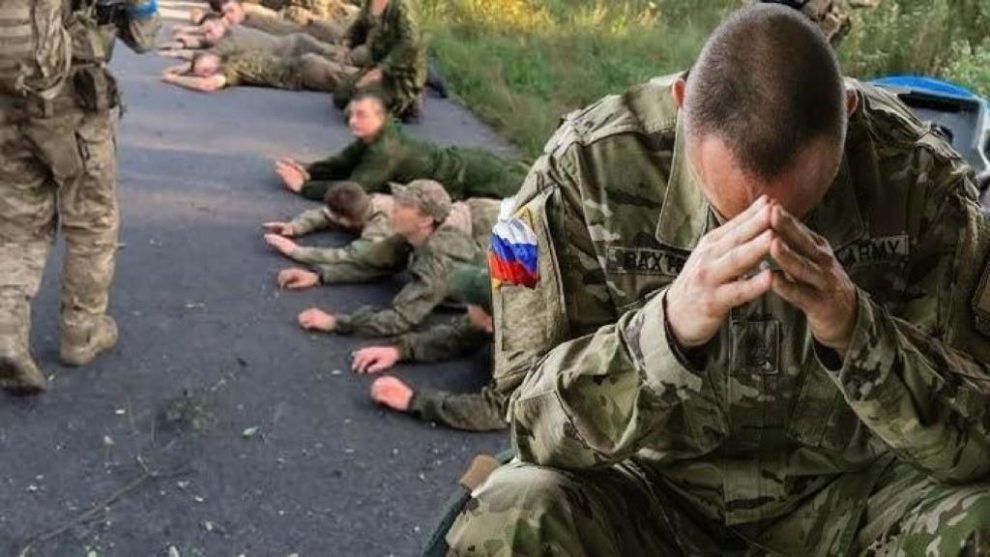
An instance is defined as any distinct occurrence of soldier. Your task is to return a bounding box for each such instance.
[751,0,882,47]
[0,0,161,393]
[160,20,346,62]
[331,0,427,119]
[276,180,482,337]
[263,181,500,267]
[159,49,356,93]
[222,0,358,45]
[276,92,527,201]
[355,263,508,432]
[445,5,990,556]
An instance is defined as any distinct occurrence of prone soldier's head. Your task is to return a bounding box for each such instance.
[219,0,245,26]
[390,180,452,240]
[323,181,372,229]
[346,91,389,142]
[673,4,856,221]
[190,52,223,77]
[200,15,230,44]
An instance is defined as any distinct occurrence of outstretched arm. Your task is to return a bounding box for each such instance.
[161,72,227,92]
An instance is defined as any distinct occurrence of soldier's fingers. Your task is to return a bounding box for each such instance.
[706,195,769,244]
[771,205,820,259]
[713,269,773,309]
[368,360,391,374]
[711,202,773,253]
[711,230,773,284]
[770,237,827,291]
[771,272,817,312]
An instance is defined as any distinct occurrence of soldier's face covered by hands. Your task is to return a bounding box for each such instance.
[348,98,387,142]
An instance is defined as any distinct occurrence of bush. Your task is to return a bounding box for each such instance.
[423,0,990,157]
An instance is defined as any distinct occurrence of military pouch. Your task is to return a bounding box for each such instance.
[72,65,118,113]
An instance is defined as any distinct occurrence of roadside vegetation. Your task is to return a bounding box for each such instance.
[421,0,990,157]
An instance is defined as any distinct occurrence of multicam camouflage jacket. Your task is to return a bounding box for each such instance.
[286,194,394,266]
[495,73,990,526]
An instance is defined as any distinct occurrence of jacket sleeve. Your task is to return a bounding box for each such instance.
[305,140,365,181]
[315,234,409,284]
[288,208,336,236]
[395,315,489,362]
[117,0,161,53]
[820,163,990,483]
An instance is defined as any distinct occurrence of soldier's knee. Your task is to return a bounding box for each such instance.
[446,463,582,553]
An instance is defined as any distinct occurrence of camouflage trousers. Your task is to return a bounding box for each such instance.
[0,100,119,360]
[297,53,360,93]
[446,458,990,556]
[410,385,507,432]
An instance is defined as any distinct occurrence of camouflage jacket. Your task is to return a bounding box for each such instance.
[300,120,526,201]
[498,73,990,526]
[287,194,394,266]
[222,51,304,89]
[345,0,425,114]
[395,314,491,362]
[333,225,481,337]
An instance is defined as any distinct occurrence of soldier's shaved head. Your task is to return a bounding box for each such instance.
[324,182,371,224]
[683,4,846,182]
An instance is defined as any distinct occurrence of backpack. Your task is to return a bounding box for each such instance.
[0,0,73,99]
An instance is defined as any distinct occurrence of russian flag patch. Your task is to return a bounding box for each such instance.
[489,202,539,289]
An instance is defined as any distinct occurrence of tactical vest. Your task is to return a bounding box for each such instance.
[0,0,73,99]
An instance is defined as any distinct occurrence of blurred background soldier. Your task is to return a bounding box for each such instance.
[0,0,161,393]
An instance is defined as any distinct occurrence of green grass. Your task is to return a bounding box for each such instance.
[421,0,990,158]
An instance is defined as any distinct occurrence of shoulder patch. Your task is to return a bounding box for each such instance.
[973,256,990,336]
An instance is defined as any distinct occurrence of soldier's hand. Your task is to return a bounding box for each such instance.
[351,346,401,374]
[370,376,413,412]
[275,161,306,193]
[298,308,337,332]
[769,205,857,356]
[265,234,298,255]
[262,222,295,236]
[356,68,384,88]
[277,268,320,289]
[666,196,775,348]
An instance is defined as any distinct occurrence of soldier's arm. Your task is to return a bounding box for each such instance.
[394,315,490,363]
[375,0,422,80]
[118,0,162,53]
[300,141,367,200]
[315,234,409,284]
[334,237,464,337]
[409,387,508,431]
[343,142,400,193]
[161,73,227,92]
[287,208,336,236]
[498,142,709,470]
[823,167,990,483]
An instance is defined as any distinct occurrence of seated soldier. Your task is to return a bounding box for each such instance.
[160,49,357,93]
[444,5,990,555]
[355,263,507,432]
[275,180,481,337]
[264,181,500,266]
[275,92,526,201]
[329,0,427,119]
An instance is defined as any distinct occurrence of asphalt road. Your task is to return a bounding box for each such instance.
[0,6,511,556]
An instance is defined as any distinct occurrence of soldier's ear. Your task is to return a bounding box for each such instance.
[846,89,859,117]
[672,78,686,109]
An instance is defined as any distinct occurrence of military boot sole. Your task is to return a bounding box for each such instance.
[0,356,48,394]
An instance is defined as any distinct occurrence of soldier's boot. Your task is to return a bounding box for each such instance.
[0,346,48,394]
[59,315,118,367]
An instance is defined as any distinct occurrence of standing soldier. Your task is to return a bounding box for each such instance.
[0,0,161,393]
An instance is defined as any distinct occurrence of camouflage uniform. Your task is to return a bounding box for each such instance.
[211,26,345,59]
[749,0,882,46]
[446,75,990,555]
[331,0,427,118]
[285,192,394,266]
[241,0,358,46]
[300,119,526,201]
[0,0,160,391]
[220,50,357,91]
[321,181,482,337]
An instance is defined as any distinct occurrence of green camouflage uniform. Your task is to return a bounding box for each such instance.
[211,27,344,59]
[241,0,358,45]
[0,0,161,389]
[285,193,394,266]
[331,0,426,118]
[300,120,526,201]
[446,75,990,555]
[221,49,356,91]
